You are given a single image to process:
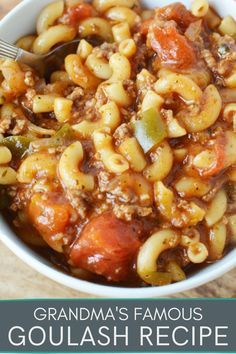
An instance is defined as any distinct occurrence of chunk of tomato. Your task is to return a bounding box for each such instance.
[140,19,154,35]
[201,136,226,178]
[156,3,197,29]
[70,212,144,282]
[29,193,72,252]
[66,3,93,26]
[150,24,197,69]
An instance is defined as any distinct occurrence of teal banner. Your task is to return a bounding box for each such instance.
[0,300,235,353]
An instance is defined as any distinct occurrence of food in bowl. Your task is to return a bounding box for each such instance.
[0,0,236,287]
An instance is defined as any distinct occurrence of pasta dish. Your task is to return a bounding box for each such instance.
[0,0,236,287]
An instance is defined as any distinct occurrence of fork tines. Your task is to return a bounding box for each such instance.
[0,39,19,60]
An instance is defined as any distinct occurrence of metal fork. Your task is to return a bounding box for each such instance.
[0,38,83,79]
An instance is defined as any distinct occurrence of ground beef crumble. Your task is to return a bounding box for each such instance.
[113,123,131,146]
[0,112,27,135]
[72,92,98,123]
[113,204,153,221]
[93,42,118,60]
[66,87,84,101]
[66,189,89,219]
[202,33,236,83]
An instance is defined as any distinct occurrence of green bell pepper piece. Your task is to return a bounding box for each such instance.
[1,136,31,158]
[31,124,78,149]
[132,107,167,153]
[51,124,78,145]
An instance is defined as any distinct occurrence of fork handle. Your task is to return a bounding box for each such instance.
[0,39,44,73]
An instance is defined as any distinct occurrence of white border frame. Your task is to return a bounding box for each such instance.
[0,0,236,298]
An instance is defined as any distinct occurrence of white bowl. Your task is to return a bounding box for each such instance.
[0,0,236,298]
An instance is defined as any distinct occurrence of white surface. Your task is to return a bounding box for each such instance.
[0,0,236,298]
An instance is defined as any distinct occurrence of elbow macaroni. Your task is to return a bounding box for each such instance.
[36,1,64,35]
[17,153,57,183]
[103,81,132,107]
[191,0,209,17]
[174,177,211,198]
[77,39,93,60]
[0,146,12,164]
[54,98,73,122]
[187,242,209,263]
[137,229,180,284]
[93,130,129,173]
[109,53,131,82]
[79,18,113,42]
[1,60,27,95]
[144,141,173,182]
[65,54,101,89]
[50,70,70,83]
[112,22,131,43]
[154,73,202,103]
[205,189,227,227]
[33,95,56,113]
[155,181,206,228]
[109,172,153,206]
[59,142,95,191]
[85,54,112,80]
[73,101,121,138]
[93,0,136,13]
[225,71,236,89]
[219,16,236,38]
[166,115,187,138]
[209,221,227,260]
[141,90,164,112]
[118,137,147,172]
[16,35,36,51]
[0,167,17,185]
[118,39,137,58]
[33,25,76,55]
[105,7,140,28]
[173,84,221,133]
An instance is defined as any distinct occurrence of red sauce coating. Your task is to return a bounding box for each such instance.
[69,212,144,282]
